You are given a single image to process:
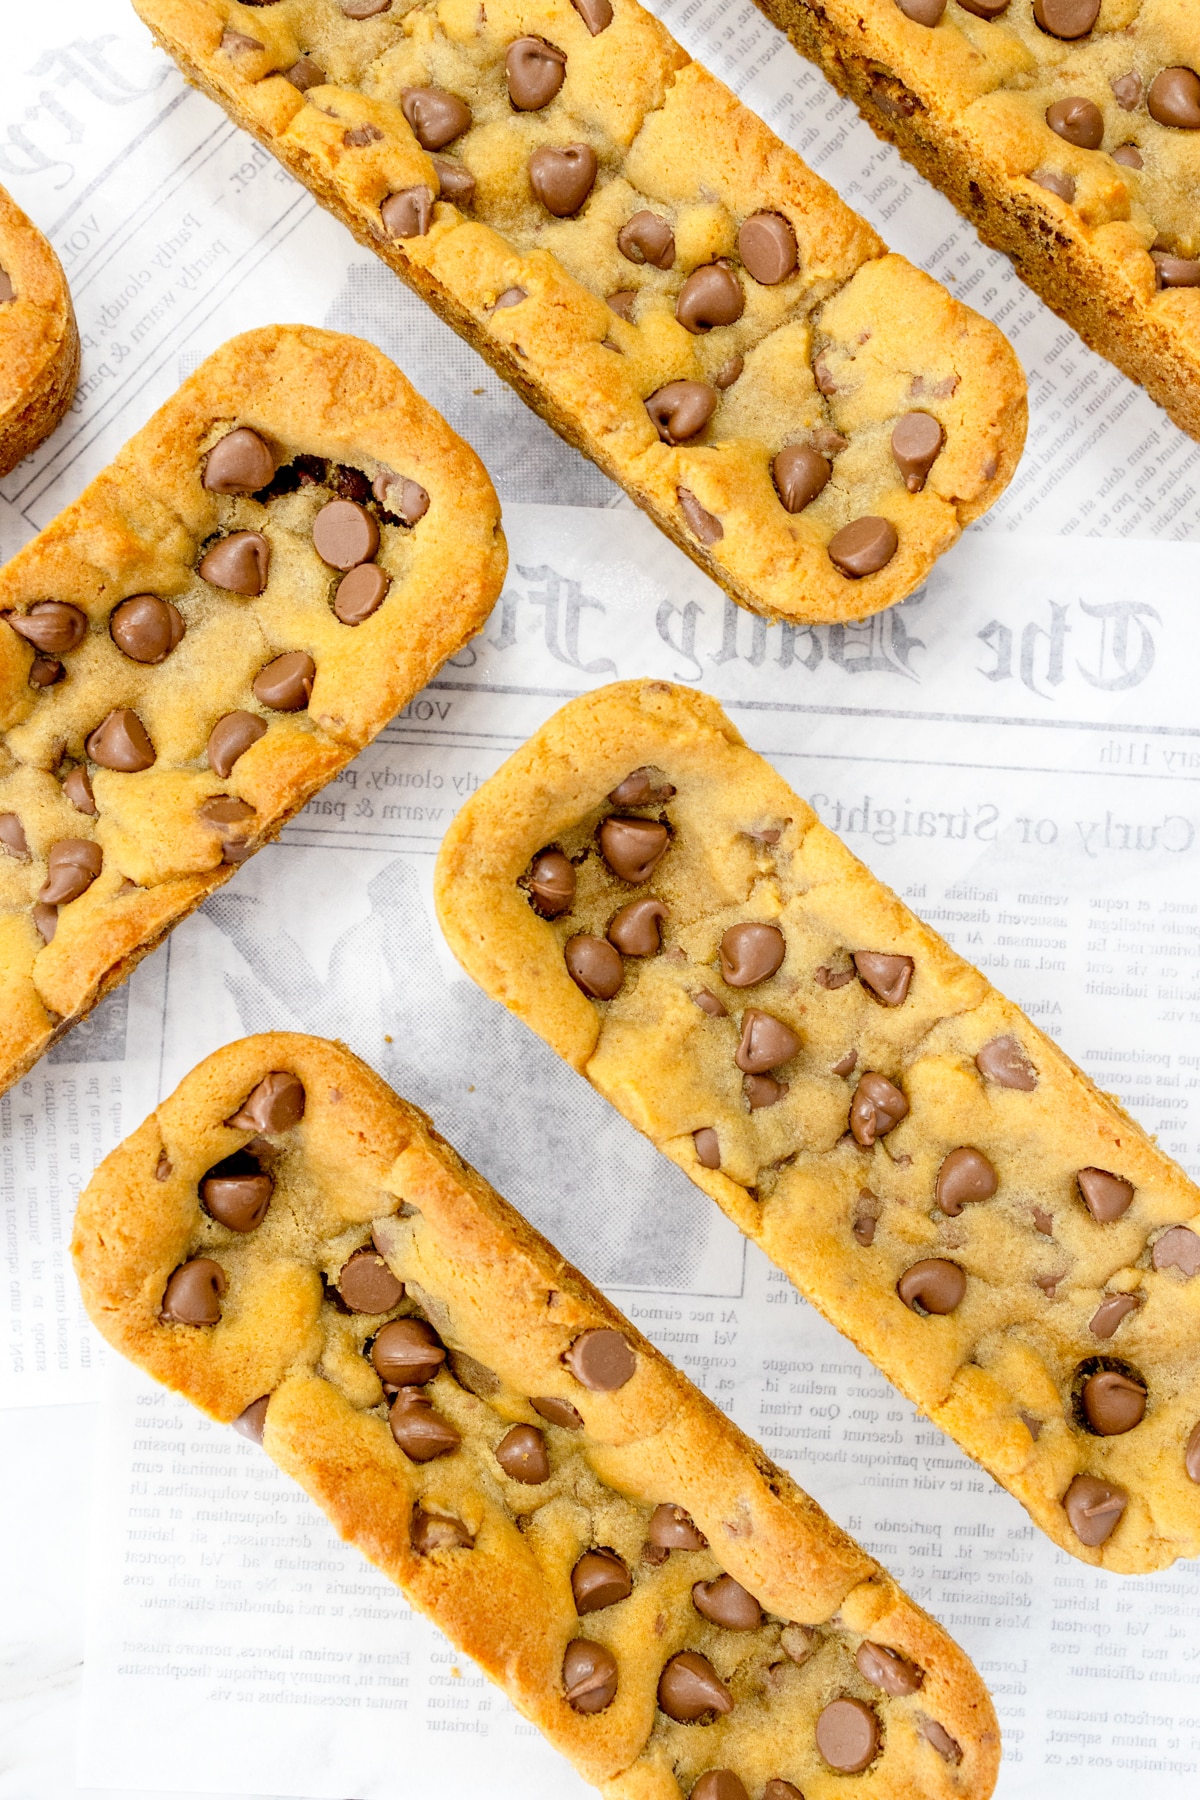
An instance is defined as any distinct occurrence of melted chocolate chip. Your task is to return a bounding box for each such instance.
[678,489,723,545]
[735,1009,799,1073]
[201,1154,273,1232]
[897,0,947,20]
[338,1247,404,1312]
[1033,169,1076,204]
[1148,67,1200,130]
[563,1639,618,1712]
[773,444,830,513]
[110,595,185,663]
[854,950,913,1005]
[6,601,87,655]
[411,1506,473,1552]
[40,838,102,905]
[1046,96,1103,151]
[254,651,315,711]
[1081,1369,1146,1435]
[693,1128,721,1169]
[390,1388,460,1461]
[1033,0,1098,35]
[1186,1422,1200,1483]
[563,1328,636,1391]
[608,766,675,805]
[649,1503,707,1549]
[506,37,566,109]
[897,1258,966,1314]
[714,355,743,389]
[720,923,785,987]
[618,210,674,269]
[658,1651,733,1722]
[203,428,276,494]
[494,1423,550,1483]
[1077,1167,1134,1224]
[975,1034,1037,1089]
[529,144,596,216]
[693,989,727,1018]
[745,1073,788,1109]
[381,186,435,238]
[313,499,379,571]
[816,1697,879,1772]
[334,563,390,624]
[1153,253,1200,287]
[1090,1293,1141,1338]
[432,156,475,206]
[849,1071,908,1146]
[598,816,668,883]
[571,0,613,31]
[920,1717,962,1764]
[1111,72,1142,110]
[891,411,943,491]
[608,898,667,955]
[572,1548,632,1613]
[401,86,471,150]
[208,711,267,777]
[692,1574,762,1629]
[1151,1226,1200,1276]
[856,1640,923,1695]
[692,1775,749,1800]
[371,1318,445,1386]
[199,531,270,595]
[284,56,326,92]
[161,1258,226,1325]
[233,1396,270,1443]
[527,849,576,917]
[228,1071,305,1133]
[935,1147,998,1215]
[1063,1473,1127,1546]
[531,1395,584,1430]
[676,264,744,334]
[645,381,717,444]
[565,934,623,999]
[828,517,898,577]
[86,709,156,772]
[738,211,797,285]
[0,814,29,859]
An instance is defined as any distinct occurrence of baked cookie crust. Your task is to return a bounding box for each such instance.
[73,1031,1000,1798]
[132,0,1026,625]
[751,0,1200,441]
[0,325,504,1093]
[0,183,80,478]
[436,680,1200,1574]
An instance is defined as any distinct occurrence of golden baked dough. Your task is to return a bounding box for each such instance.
[0,182,79,478]
[131,0,1026,625]
[751,0,1200,440]
[0,325,504,1093]
[436,680,1200,1574]
[72,1032,1000,1798]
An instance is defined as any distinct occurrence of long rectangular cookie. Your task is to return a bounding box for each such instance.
[0,181,79,477]
[0,324,504,1092]
[72,1032,999,1798]
[749,0,1200,441]
[132,0,1026,626]
[436,680,1200,1574]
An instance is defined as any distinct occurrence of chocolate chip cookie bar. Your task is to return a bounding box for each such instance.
[0,183,79,478]
[750,0,1200,443]
[0,325,504,1093]
[131,0,1026,626]
[436,680,1200,1574]
[72,1033,999,1798]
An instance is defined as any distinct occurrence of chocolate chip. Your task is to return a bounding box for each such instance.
[208,711,267,777]
[330,563,389,626]
[720,923,786,987]
[489,1423,549,1483]
[1152,1225,1200,1276]
[849,1071,908,1146]
[86,709,156,773]
[411,1506,473,1552]
[1111,72,1142,110]
[1153,253,1200,286]
[854,949,913,1005]
[6,601,87,655]
[738,211,797,285]
[607,291,636,320]
[1148,67,1200,129]
[390,1388,460,1461]
[645,381,717,444]
[678,489,723,545]
[506,37,567,109]
[228,1071,305,1133]
[816,965,855,989]
[161,1258,226,1325]
[829,517,898,577]
[529,144,597,216]
[714,355,743,389]
[891,411,944,493]
[1019,1410,1042,1441]
[1046,97,1104,149]
[233,1396,270,1442]
[609,766,675,805]
[0,814,29,859]
[531,1395,584,1430]
[856,1640,923,1695]
[658,1651,733,1722]
[284,56,326,91]
[202,1158,273,1232]
[618,210,674,269]
[381,186,435,238]
[1081,1369,1146,1435]
[571,0,613,31]
[221,30,263,55]
[313,499,379,572]
[202,427,276,494]
[813,351,838,395]
[254,651,315,711]
[563,1328,635,1391]
[340,0,392,14]
[1036,1270,1065,1298]
[371,1318,445,1386]
[401,86,471,150]
[816,1698,879,1773]
[0,268,12,304]
[853,1189,880,1245]
[745,1073,788,1109]
[649,1502,707,1549]
[524,850,575,918]
[692,1574,762,1629]
[761,1783,802,1800]
[897,0,947,20]
[608,898,667,955]
[833,1050,857,1077]
[572,1548,631,1612]
[1033,169,1076,203]
[736,1009,799,1073]
[920,1717,962,1764]
[975,1034,1037,1089]
[935,1147,998,1216]
[773,444,830,513]
[492,288,526,312]
[39,838,102,905]
[1063,1473,1127,1546]
[693,989,727,1018]
[1090,1293,1140,1337]
[676,264,744,333]
[598,815,668,882]
[897,1258,965,1314]
[693,1128,721,1169]
[32,902,58,942]
[373,470,430,525]
[1186,1422,1200,1482]
[29,656,63,688]
[431,156,475,206]
[780,1622,816,1663]
[1033,0,1098,35]
[563,1639,618,1712]
[1077,1166,1134,1224]
[1031,1206,1053,1235]
[110,594,186,664]
[199,531,270,595]
[565,934,623,998]
[338,1247,404,1312]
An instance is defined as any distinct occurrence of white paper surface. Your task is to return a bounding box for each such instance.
[1,1,1200,1797]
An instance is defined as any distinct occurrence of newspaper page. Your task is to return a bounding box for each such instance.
[76,502,1200,1800]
